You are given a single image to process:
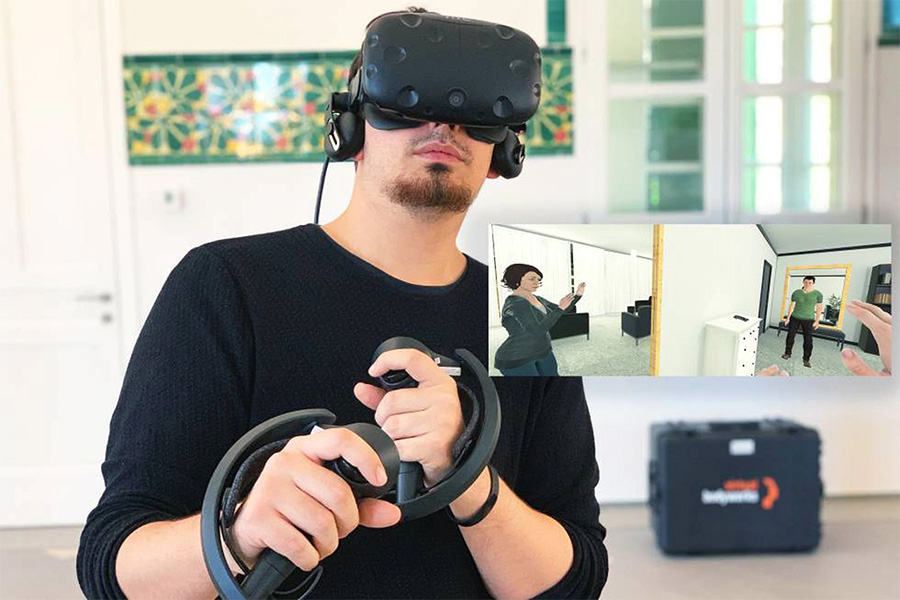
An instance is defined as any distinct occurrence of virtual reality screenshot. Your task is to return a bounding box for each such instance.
[490,223,891,377]
[1,2,898,600]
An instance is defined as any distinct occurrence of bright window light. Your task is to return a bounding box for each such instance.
[809,166,831,212]
[755,96,783,163]
[756,166,783,213]
[809,95,831,164]
[810,25,832,82]
[750,0,785,26]
[756,28,784,83]
[810,0,833,23]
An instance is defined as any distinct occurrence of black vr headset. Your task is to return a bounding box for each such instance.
[324,11,542,179]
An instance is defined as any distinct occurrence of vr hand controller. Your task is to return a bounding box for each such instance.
[201,337,500,600]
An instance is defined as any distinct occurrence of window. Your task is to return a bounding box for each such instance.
[883,0,900,44]
[602,0,864,219]
[606,0,715,215]
[738,0,842,215]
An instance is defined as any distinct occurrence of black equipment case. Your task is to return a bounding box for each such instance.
[649,419,822,554]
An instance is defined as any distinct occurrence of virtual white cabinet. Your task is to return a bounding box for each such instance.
[702,314,760,376]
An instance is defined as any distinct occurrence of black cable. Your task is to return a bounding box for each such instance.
[313,157,330,225]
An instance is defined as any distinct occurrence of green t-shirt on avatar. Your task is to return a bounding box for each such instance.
[791,289,824,320]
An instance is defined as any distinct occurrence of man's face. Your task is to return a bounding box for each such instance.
[803,278,815,291]
[355,121,498,218]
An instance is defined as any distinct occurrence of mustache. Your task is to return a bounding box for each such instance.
[408,130,473,165]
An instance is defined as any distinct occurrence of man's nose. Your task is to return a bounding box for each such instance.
[428,122,463,134]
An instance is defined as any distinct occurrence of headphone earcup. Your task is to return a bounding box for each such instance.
[490,130,525,179]
[325,111,365,161]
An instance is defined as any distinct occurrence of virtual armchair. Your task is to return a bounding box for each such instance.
[621,305,652,345]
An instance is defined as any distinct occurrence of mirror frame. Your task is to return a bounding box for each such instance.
[779,264,852,331]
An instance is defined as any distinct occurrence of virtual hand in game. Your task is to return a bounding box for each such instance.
[841,300,892,376]
[357,348,465,486]
[228,428,401,572]
[757,364,790,377]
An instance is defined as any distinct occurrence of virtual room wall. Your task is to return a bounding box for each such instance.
[657,225,777,376]
[771,246,892,343]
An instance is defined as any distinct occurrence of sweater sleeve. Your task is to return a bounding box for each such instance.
[76,246,255,599]
[503,296,566,334]
[514,377,608,599]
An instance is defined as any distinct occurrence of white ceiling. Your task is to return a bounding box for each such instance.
[760,225,892,254]
[496,224,655,258]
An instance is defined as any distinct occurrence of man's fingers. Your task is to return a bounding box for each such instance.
[263,514,321,572]
[272,488,340,560]
[372,387,429,427]
[354,382,387,411]
[285,460,360,538]
[841,349,880,377]
[358,498,402,528]
[849,300,892,325]
[368,348,444,385]
[291,429,387,487]
[381,411,430,440]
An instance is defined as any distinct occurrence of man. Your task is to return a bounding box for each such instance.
[781,275,824,368]
[76,10,607,600]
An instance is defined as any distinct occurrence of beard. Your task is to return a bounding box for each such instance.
[382,163,475,219]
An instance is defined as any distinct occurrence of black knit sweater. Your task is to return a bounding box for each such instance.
[76,224,608,599]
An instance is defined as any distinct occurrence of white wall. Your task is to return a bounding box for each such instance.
[657,225,777,376]
[771,246,893,342]
[872,47,900,224]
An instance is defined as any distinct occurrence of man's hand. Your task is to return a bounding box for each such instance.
[841,300,892,376]
[558,293,575,310]
[575,282,586,296]
[357,348,465,486]
[782,316,790,326]
[813,320,820,329]
[230,428,401,572]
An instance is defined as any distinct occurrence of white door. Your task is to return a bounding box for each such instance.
[0,0,123,526]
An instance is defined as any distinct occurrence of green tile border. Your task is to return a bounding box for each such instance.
[124,47,573,165]
[878,32,900,46]
[123,51,358,65]
[547,0,567,45]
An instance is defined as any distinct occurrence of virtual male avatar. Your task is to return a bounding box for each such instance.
[782,276,824,368]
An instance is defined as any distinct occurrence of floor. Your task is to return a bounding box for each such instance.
[2,497,896,599]
[490,313,652,377]
[600,495,900,600]
[756,328,886,377]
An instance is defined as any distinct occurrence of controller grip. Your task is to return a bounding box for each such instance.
[241,549,296,598]
[397,461,424,503]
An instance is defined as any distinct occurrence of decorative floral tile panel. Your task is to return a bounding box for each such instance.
[124,48,572,165]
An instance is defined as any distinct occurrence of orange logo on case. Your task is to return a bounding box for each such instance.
[761,476,780,509]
